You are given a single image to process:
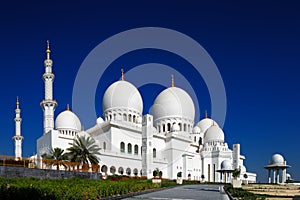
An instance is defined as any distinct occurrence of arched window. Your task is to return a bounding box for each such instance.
[141,146,143,155]
[178,123,182,131]
[133,168,138,176]
[163,124,166,132]
[126,167,131,176]
[103,142,106,150]
[110,166,116,174]
[113,113,116,120]
[123,114,127,121]
[127,143,132,154]
[118,167,124,175]
[134,145,138,155]
[153,148,157,158]
[167,123,171,132]
[184,124,187,131]
[128,114,132,122]
[101,165,108,174]
[158,126,161,133]
[120,142,125,153]
[133,115,136,123]
[194,136,196,142]
[199,137,202,145]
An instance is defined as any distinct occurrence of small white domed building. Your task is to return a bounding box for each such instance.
[36,43,256,182]
[264,153,290,184]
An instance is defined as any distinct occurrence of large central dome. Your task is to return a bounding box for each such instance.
[102,80,143,114]
[151,87,195,121]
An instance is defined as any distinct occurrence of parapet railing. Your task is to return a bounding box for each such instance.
[0,155,100,173]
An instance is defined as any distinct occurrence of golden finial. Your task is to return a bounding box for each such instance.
[205,110,208,118]
[171,74,174,87]
[121,68,124,81]
[16,96,19,105]
[46,40,51,54]
[67,104,70,111]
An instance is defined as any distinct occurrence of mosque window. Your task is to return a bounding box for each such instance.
[133,168,138,176]
[178,123,182,131]
[123,114,127,121]
[167,123,171,132]
[110,166,116,174]
[188,124,191,132]
[126,167,131,176]
[109,115,112,120]
[163,124,166,132]
[134,145,138,155]
[128,114,132,122]
[128,143,132,154]
[194,136,196,142]
[118,167,124,175]
[141,146,143,156]
[133,115,136,123]
[113,113,116,120]
[184,124,187,131]
[103,142,106,150]
[120,142,125,153]
[153,148,157,158]
[101,165,108,174]
[158,126,161,133]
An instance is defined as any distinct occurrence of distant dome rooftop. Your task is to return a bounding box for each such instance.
[102,80,143,114]
[151,87,195,121]
[203,124,224,143]
[55,110,81,131]
[269,154,284,165]
[196,118,218,133]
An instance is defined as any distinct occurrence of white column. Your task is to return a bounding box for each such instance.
[268,169,271,183]
[276,169,280,184]
[273,170,276,183]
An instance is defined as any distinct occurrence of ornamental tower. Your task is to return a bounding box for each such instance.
[12,97,24,160]
[40,40,57,134]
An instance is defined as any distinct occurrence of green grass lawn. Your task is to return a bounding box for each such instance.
[0,176,177,199]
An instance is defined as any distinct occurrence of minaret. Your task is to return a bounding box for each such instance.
[40,40,57,134]
[13,96,24,160]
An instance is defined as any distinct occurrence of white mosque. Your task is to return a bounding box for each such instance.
[15,42,257,182]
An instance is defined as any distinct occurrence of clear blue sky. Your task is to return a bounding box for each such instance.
[0,1,299,182]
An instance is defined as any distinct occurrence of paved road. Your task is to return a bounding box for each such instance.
[124,184,230,200]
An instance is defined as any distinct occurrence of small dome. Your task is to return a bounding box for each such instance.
[270,154,285,165]
[55,110,81,131]
[221,160,232,170]
[171,123,180,132]
[102,80,143,114]
[203,124,224,143]
[196,118,218,133]
[151,87,195,121]
[96,117,104,124]
[193,126,201,134]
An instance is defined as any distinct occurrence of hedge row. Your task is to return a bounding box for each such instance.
[0,177,176,200]
[224,184,268,200]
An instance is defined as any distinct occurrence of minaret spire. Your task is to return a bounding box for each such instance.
[13,96,24,160]
[205,110,208,118]
[46,40,51,59]
[171,74,174,87]
[121,68,124,81]
[40,40,58,134]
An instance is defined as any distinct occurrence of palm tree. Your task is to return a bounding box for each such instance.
[67,135,101,171]
[43,147,68,170]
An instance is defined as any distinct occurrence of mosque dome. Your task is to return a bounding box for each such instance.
[196,118,218,133]
[203,124,224,143]
[55,110,81,131]
[269,154,285,165]
[221,160,232,170]
[171,123,180,132]
[96,117,104,124]
[102,80,143,114]
[151,87,195,121]
[192,126,201,134]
